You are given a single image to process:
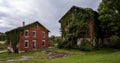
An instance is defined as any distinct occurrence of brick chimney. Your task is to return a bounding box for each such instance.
[23,22,25,26]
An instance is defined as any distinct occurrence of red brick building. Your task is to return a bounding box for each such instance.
[59,6,100,47]
[6,21,49,53]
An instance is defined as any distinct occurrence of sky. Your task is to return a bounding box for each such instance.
[0,0,102,36]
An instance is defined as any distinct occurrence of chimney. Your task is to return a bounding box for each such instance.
[23,22,25,26]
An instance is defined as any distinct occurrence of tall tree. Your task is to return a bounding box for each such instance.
[98,0,120,37]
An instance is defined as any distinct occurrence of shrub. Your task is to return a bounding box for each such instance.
[0,43,6,50]
[79,39,93,51]
[110,35,120,48]
[49,36,62,48]
[57,41,64,48]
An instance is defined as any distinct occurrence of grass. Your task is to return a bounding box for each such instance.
[0,41,6,44]
[0,40,7,51]
[0,50,47,61]
[0,48,120,63]
[0,49,7,53]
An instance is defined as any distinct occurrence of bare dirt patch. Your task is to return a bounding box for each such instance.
[45,51,70,59]
[0,59,3,62]
[7,56,33,62]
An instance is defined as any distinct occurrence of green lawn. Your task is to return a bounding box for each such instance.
[0,48,120,63]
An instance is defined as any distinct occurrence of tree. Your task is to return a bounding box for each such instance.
[0,32,6,41]
[49,35,61,47]
[98,0,120,36]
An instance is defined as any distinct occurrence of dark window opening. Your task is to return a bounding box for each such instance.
[24,30,29,36]
[24,41,29,48]
[42,40,45,46]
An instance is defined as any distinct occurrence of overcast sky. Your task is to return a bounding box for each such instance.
[0,0,101,36]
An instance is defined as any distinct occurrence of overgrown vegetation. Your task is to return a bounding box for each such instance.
[0,41,7,50]
[0,32,6,41]
[79,39,93,51]
[49,36,62,47]
[6,30,20,53]
[59,6,101,49]
[98,0,120,48]
[110,35,120,48]
[98,0,120,35]
[59,0,120,50]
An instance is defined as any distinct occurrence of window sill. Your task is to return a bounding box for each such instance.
[24,36,29,38]
[24,47,29,48]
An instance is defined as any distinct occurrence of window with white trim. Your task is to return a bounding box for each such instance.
[42,31,45,38]
[42,40,45,46]
[32,31,36,37]
[24,40,29,48]
[24,30,29,37]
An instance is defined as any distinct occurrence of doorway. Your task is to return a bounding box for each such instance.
[32,40,36,48]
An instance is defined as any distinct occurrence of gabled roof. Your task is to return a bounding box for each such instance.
[59,6,97,23]
[6,21,50,33]
[59,6,85,23]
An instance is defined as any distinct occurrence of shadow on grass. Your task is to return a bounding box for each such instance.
[86,48,120,55]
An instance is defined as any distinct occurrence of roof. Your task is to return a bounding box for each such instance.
[6,21,50,33]
[59,6,97,23]
[59,6,85,23]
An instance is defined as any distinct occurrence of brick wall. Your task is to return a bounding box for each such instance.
[18,25,49,52]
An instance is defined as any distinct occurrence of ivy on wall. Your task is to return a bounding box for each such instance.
[6,30,20,53]
[59,6,101,49]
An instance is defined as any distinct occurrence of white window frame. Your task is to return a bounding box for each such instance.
[32,31,36,37]
[42,40,45,46]
[32,40,36,48]
[24,30,29,37]
[24,40,29,48]
[42,31,45,38]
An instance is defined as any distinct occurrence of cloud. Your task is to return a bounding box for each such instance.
[0,20,10,27]
[0,0,102,36]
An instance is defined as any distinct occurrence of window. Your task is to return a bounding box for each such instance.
[42,31,45,38]
[35,25,39,30]
[24,40,29,48]
[42,40,45,46]
[32,40,36,48]
[32,31,36,37]
[24,30,29,37]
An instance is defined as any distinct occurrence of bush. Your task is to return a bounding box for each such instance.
[79,39,93,51]
[58,40,76,49]
[0,43,6,50]
[57,41,64,48]
[49,37,62,47]
[110,35,120,48]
